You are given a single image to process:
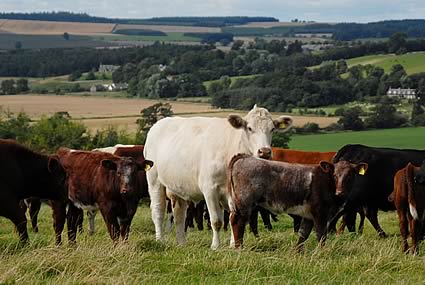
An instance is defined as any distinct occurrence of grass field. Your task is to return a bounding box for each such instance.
[1,203,423,283]
[92,32,201,43]
[346,52,425,75]
[290,127,425,151]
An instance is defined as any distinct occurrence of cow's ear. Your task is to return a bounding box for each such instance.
[48,156,62,173]
[228,114,247,129]
[356,163,368,175]
[138,160,154,172]
[273,116,293,132]
[319,161,334,173]
[101,159,117,171]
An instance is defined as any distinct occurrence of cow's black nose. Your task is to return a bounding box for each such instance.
[258,147,272,159]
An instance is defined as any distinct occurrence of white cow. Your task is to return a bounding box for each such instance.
[144,105,293,249]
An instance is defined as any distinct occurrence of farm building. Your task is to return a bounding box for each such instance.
[386,87,417,99]
[98,64,120,73]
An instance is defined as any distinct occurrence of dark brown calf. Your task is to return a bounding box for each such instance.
[227,154,336,250]
[390,162,425,254]
[56,148,153,243]
[0,139,66,242]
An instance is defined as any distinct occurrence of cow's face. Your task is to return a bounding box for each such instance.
[228,105,292,159]
[102,158,154,195]
[333,160,368,197]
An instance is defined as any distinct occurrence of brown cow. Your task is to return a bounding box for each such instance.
[0,139,66,242]
[89,144,149,235]
[389,162,425,254]
[227,154,337,250]
[55,148,153,243]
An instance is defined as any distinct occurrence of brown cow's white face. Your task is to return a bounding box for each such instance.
[228,105,292,159]
[101,158,153,195]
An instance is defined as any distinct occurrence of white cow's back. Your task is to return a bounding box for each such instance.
[144,116,246,201]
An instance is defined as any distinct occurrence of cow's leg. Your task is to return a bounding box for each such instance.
[171,196,188,246]
[365,207,387,238]
[98,206,120,242]
[357,207,366,234]
[29,198,41,233]
[397,208,409,253]
[204,192,224,250]
[296,218,314,253]
[289,214,302,233]
[230,211,248,248]
[223,210,228,231]
[195,201,204,231]
[67,203,83,243]
[50,200,66,245]
[2,200,29,243]
[165,198,173,233]
[149,179,166,241]
[410,216,422,255]
[119,211,136,241]
[249,207,259,237]
[313,214,328,247]
[87,210,96,235]
[185,202,195,232]
[260,208,273,231]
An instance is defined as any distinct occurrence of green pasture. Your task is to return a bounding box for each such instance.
[346,52,425,75]
[92,32,201,43]
[1,203,423,284]
[289,127,425,152]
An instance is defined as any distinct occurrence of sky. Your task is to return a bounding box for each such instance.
[1,0,425,23]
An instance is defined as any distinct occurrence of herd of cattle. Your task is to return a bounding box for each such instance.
[1,105,425,255]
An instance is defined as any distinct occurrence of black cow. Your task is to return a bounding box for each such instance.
[332,144,425,238]
[0,139,66,242]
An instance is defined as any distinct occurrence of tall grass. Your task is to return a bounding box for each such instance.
[1,204,423,284]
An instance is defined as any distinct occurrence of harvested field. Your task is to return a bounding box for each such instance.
[114,24,220,34]
[0,19,115,35]
[0,94,337,133]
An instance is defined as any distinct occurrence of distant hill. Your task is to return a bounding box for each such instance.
[0,12,278,27]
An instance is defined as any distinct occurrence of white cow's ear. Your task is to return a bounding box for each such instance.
[273,116,293,132]
[228,114,247,129]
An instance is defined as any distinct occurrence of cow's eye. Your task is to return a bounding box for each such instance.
[271,127,275,132]
[248,127,253,132]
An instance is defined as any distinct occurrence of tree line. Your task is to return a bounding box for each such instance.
[0,12,278,27]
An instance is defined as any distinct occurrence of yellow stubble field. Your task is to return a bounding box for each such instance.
[0,95,338,133]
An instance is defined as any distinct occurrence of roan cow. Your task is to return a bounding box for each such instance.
[227,154,337,250]
[144,105,293,249]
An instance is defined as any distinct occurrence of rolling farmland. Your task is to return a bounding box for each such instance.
[0,94,338,132]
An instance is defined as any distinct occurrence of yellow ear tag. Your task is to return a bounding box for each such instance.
[145,164,152,171]
[358,166,365,175]
[278,122,287,129]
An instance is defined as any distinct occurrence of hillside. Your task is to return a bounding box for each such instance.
[346,52,425,75]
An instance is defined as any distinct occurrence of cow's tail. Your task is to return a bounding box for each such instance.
[227,153,250,213]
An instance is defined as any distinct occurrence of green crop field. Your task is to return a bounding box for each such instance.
[92,32,201,43]
[0,34,116,50]
[1,203,424,284]
[289,127,425,152]
[346,52,425,75]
